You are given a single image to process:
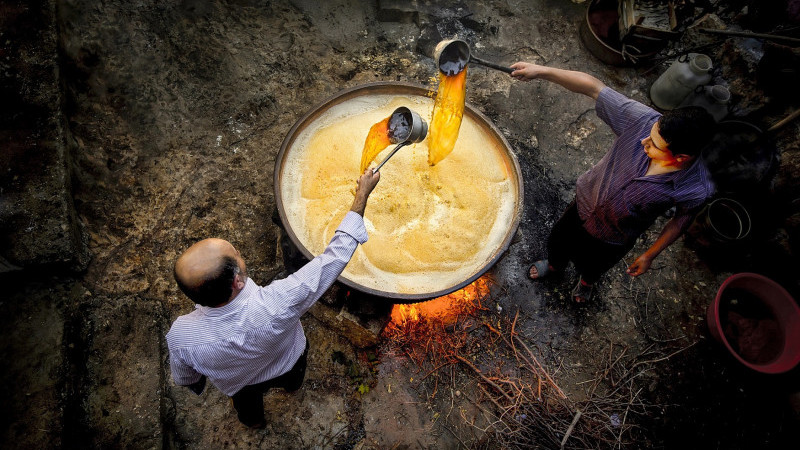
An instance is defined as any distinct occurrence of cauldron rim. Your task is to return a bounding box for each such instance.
[274,81,524,302]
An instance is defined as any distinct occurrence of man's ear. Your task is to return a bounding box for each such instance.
[233,273,245,290]
[674,153,693,164]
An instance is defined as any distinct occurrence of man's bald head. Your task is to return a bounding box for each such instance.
[174,238,246,307]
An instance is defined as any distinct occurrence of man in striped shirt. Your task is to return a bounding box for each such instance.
[166,169,380,428]
[510,62,715,303]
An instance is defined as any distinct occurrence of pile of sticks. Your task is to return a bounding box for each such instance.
[382,288,687,448]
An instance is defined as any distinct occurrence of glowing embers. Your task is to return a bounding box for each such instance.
[428,68,467,166]
[387,274,492,331]
[359,116,391,173]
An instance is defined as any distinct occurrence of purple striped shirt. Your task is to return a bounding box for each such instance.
[166,211,368,396]
[576,88,715,245]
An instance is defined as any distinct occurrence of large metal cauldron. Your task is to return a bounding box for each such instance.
[274,82,523,302]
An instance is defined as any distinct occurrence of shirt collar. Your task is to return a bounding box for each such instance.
[671,156,704,186]
[196,278,256,316]
[636,149,703,187]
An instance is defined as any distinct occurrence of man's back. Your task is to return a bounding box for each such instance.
[167,277,306,396]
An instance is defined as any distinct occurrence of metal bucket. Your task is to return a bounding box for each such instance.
[579,0,666,66]
[274,82,524,302]
[699,198,752,244]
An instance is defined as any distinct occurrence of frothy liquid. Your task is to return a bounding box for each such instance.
[281,95,516,295]
[428,69,467,166]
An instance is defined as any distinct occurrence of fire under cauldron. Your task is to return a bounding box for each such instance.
[275,82,523,302]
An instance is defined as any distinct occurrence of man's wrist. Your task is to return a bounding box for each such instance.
[640,253,655,262]
[350,194,367,216]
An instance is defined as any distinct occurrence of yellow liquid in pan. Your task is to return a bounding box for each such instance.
[360,70,466,174]
[283,95,516,295]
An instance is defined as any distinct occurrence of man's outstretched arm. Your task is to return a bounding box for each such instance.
[350,168,380,216]
[509,62,605,100]
[626,216,685,277]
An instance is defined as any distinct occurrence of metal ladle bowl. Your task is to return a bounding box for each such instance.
[434,39,514,76]
[373,106,428,172]
[388,106,427,144]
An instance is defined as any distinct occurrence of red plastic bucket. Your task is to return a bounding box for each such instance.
[707,273,800,374]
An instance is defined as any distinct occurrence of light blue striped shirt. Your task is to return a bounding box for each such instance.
[166,211,368,396]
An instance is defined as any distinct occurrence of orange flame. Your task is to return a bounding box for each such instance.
[389,274,492,327]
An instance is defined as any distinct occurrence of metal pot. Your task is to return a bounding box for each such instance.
[579,0,666,66]
[701,120,780,196]
[274,82,524,302]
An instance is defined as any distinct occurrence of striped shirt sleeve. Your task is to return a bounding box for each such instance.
[671,206,701,232]
[671,189,712,232]
[261,211,367,328]
[595,87,660,137]
[169,346,203,386]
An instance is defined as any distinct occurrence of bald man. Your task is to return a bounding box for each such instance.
[166,169,380,428]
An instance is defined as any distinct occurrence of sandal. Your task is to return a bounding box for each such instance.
[528,260,555,280]
[572,279,594,303]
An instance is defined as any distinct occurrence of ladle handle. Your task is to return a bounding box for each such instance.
[470,56,514,74]
[372,142,406,173]
[767,108,800,133]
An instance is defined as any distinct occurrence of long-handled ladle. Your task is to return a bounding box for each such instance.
[434,39,514,76]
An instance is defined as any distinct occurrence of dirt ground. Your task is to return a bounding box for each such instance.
[3,0,800,449]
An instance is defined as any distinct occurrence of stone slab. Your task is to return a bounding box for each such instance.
[0,279,68,449]
[72,295,164,448]
[0,0,88,271]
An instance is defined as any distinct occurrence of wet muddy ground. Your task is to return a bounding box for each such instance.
[3,0,800,448]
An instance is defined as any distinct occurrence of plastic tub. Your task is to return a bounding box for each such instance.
[707,273,800,374]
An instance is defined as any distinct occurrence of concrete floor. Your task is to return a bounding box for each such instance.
[2,0,800,448]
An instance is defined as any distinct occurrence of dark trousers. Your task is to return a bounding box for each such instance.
[547,201,634,284]
[231,341,309,427]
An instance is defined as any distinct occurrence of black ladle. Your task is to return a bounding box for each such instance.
[434,39,514,76]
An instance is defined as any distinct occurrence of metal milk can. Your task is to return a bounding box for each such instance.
[650,53,713,110]
[681,85,731,122]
